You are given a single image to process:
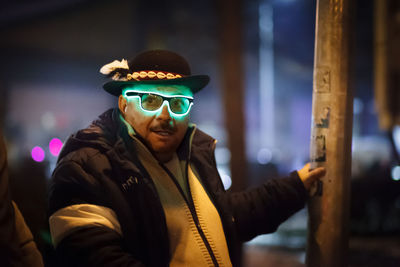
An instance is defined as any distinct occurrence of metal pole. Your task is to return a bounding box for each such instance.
[306,0,354,266]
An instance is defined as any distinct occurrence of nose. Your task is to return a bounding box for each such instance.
[156,101,173,121]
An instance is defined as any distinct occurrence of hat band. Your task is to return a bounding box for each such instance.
[127,70,184,81]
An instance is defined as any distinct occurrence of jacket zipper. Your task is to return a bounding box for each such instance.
[159,161,220,267]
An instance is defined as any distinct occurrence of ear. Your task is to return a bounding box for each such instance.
[118,95,127,115]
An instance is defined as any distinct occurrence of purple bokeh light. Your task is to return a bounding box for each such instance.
[49,138,63,157]
[31,146,45,162]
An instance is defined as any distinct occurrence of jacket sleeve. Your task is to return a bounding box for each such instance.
[0,134,20,266]
[13,202,44,267]
[48,157,145,267]
[1,134,44,267]
[224,171,308,242]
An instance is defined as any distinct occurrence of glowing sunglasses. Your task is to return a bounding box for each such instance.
[123,89,194,117]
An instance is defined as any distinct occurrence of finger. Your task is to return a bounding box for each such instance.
[309,167,326,180]
[310,167,326,176]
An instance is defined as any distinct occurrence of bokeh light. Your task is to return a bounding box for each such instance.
[221,173,232,190]
[353,98,364,115]
[31,146,45,162]
[391,166,400,181]
[215,147,231,165]
[49,138,63,157]
[41,112,56,131]
[218,166,232,190]
[257,148,272,164]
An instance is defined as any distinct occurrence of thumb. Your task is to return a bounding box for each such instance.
[308,167,326,182]
[298,164,326,191]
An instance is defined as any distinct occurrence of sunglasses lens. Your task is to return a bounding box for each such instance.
[141,94,163,111]
[169,98,190,114]
[128,91,192,115]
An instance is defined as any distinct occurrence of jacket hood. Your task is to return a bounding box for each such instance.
[57,109,121,161]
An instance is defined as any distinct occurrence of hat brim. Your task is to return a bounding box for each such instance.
[103,75,210,96]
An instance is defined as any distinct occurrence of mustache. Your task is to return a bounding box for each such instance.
[150,121,176,133]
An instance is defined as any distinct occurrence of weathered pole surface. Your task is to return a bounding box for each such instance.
[217,0,247,193]
[306,0,354,266]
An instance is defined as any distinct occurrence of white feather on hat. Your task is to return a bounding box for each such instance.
[99,59,129,75]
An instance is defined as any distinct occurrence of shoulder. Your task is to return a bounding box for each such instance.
[55,109,121,170]
[51,120,115,196]
[49,145,112,215]
[57,108,120,160]
[58,146,106,169]
[52,144,112,192]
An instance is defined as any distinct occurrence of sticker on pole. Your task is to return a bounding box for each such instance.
[310,134,326,164]
[315,107,330,128]
[315,66,331,93]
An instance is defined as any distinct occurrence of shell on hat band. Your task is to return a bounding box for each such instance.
[99,59,184,81]
[127,71,183,81]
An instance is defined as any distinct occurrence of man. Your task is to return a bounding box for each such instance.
[0,132,44,267]
[48,50,325,267]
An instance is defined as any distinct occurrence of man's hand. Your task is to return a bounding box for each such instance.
[297,163,326,191]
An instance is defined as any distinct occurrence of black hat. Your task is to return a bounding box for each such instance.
[101,50,210,96]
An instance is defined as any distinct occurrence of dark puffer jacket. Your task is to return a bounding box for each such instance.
[48,108,307,267]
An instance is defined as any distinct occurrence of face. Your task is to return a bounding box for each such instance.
[119,84,193,162]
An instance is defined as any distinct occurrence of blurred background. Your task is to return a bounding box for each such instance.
[0,0,399,266]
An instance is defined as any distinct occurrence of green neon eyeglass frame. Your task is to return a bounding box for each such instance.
[122,89,194,117]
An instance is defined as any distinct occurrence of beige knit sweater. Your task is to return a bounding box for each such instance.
[132,129,231,267]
